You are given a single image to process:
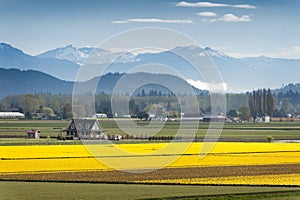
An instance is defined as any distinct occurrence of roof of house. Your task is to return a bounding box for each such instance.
[26,129,40,134]
[68,119,102,131]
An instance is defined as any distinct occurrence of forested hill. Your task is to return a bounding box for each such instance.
[0,68,205,98]
[273,83,300,94]
[0,68,73,98]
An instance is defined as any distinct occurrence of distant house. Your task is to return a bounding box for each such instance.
[180,113,203,121]
[26,129,40,139]
[65,119,106,140]
[255,114,270,123]
[93,113,107,118]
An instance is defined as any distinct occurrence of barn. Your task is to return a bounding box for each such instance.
[65,119,106,140]
[26,129,40,139]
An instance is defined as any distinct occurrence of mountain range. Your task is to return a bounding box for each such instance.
[0,43,79,81]
[36,45,137,66]
[1,42,300,95]
[36,44,300,92]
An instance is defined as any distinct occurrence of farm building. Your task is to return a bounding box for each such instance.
[26,129,40,139]
[255,114,270,123]
[65,119,106,140]
[93,113,108,118]
[0,112,24,119]
[180,113,203,121]
[203,114,226,122]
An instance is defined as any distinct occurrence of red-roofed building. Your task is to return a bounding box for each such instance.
[26,129,40,139]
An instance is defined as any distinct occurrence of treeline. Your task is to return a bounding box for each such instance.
[0,89,299,120]
[246,88,300,120]
[0,94,73,119]
[0,93,242,119]
[248,88,275,121]
[135,89,175,97]
[274,90,300,117]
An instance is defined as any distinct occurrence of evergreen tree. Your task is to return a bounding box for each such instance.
[129,99,139,116]
[263,88,267,114]
[266,89,275,117]
[238,106,250,121]
[248,91,257,121]
[248,88,275,121]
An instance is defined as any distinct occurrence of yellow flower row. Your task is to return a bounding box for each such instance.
[0,145,91,159]
[0,158,109,174]
[1,142,300,158]
[1,142,300,173]
[135,174,300,186]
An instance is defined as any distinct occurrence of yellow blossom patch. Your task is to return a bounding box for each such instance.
[1,142,300,173]
[135,174,300,186]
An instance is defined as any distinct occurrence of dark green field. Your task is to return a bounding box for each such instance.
[0,119,300,144]
[1,181,299,200]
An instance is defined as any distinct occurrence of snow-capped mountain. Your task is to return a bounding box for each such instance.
[1,42,300,92]
[37,45,138,65]
[204,47,230,58]
[37,45,89,65]
[0,43,79,81]
[133,45,300,91]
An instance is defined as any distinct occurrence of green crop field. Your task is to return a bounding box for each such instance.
[1,181,299,200]
[0,119,300,144]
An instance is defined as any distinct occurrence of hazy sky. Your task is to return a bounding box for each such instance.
[1,0,299,58]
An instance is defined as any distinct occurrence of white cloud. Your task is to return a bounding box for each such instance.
[222,46,300,59]
[225,52,262,58]
[112,18,194,24]
[108,47,166,55]
[187,79,228,92]
[176,1,255,9]
[233,4,256,9]
[210,13,251,23]
[272,46,300,59]
[197,12,217,17]
[111,20,127,24]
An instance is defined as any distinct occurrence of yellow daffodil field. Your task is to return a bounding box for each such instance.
[135,174,300,186]
[1,142,300,186]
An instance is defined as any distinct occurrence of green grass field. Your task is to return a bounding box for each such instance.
[0,119,300,144]
[1,181,299,200]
